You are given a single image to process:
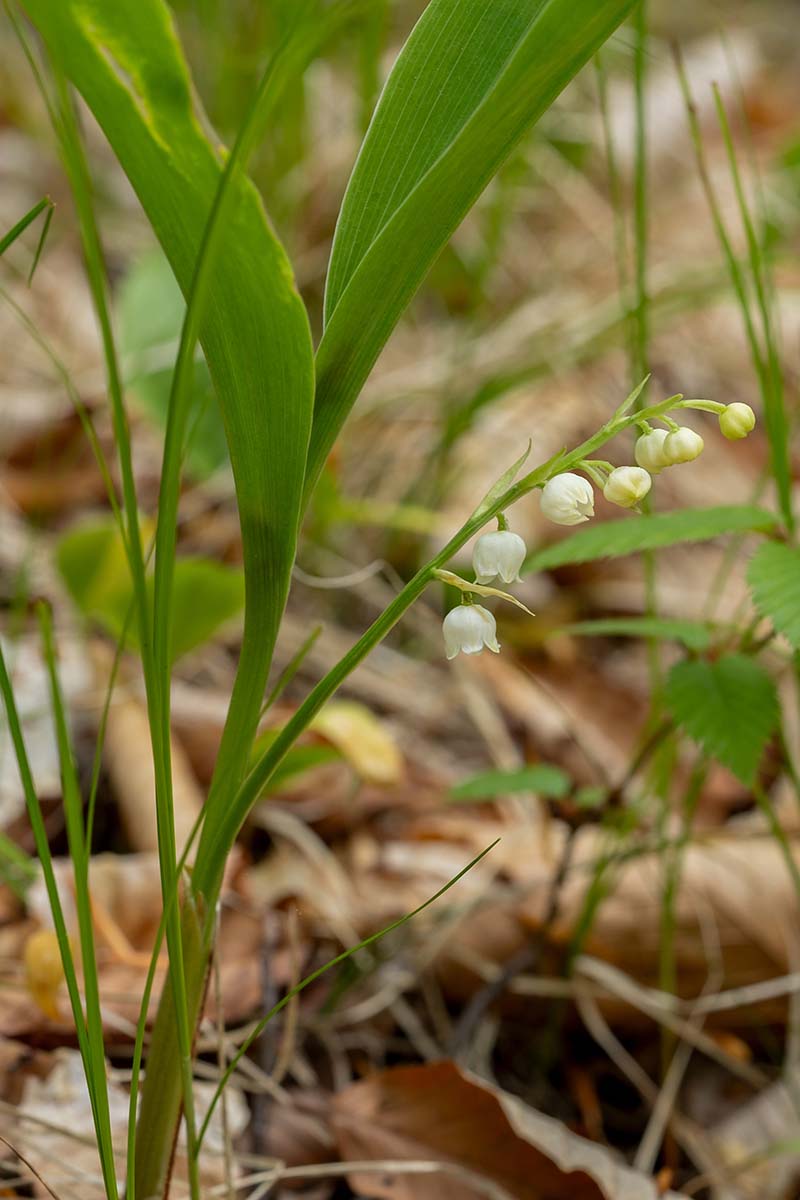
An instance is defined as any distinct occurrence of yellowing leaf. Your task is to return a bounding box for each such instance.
[312,701,403,786]
[24,928,66,1021]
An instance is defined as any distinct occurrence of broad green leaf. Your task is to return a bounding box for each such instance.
[665,654,778,785]
[24,0,314,744]
[563,617,713,651]
[525,506,777,573]
[450,763,570,803]
[308,0,636,499]
[747,541,800,649]
[57,521,244,663]
[118,249,229,480]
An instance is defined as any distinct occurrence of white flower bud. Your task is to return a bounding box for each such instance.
[662,426,704,465]
[634,428,670,474]
[540,473,594,526]
[442,604,500,660]
[603,465,651,508]
[472,530,527,584]
[719,402,756,440]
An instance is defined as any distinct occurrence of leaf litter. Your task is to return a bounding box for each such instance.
[1,6,800,1199]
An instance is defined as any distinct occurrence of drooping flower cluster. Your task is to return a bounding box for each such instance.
[441,400,757,659]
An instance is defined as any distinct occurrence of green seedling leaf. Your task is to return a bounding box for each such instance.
[118,249,229,480]
[665,653,778,785]
[563,617,713,651]
[525,506,777,573]
[747,541,800,649]
[57,520,244,663]
[450,763,570,803]
[469,440,531,523]
[309,0,637,500]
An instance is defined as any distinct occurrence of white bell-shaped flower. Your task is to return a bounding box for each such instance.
[603,465,651,508]
[540,473,595,526]
[634,428,670,474]
[442,604,500,660]
[663,426,704,464]
[472,529,527,584]
[719,402,756,440]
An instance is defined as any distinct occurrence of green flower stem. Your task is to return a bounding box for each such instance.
[137,386,706,1197]
[190,390,683,907]
[678,399,726,415]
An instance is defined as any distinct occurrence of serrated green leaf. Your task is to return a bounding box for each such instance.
[665,654,778,784]
[747,541,800,649]
[308,0,636,500]
[563,617,713,650]
[525,506,777,573]
[450,763,570,803]
[57,520,244,663]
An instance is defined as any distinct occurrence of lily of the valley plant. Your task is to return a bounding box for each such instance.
[0,0,764,1197]
[441,398,756,659]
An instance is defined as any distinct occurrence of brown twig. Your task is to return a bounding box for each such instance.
[0,1131,64,1200]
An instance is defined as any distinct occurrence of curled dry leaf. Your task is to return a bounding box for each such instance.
[332,1061,681,1200]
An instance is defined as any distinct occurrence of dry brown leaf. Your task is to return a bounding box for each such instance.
[101,691,203,856]
[332,1061,680,1200]
[11,853,263,1036]
[6,1049,249,1199]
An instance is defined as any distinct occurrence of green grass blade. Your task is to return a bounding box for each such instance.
[194,839,499,1152]
[632,1,648,395]
[309,0,636,500]
[37,605,119,1199]
[0,195,52,256]
[27,197,54,283]
[712,84,792,536]
[0,639,118,1197]
[675,48,792,534]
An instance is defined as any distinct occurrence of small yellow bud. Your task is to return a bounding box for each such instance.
[719,402,756,440]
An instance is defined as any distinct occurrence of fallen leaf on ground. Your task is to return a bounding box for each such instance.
[332,1061,681,1200]
[311,700,404,786]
